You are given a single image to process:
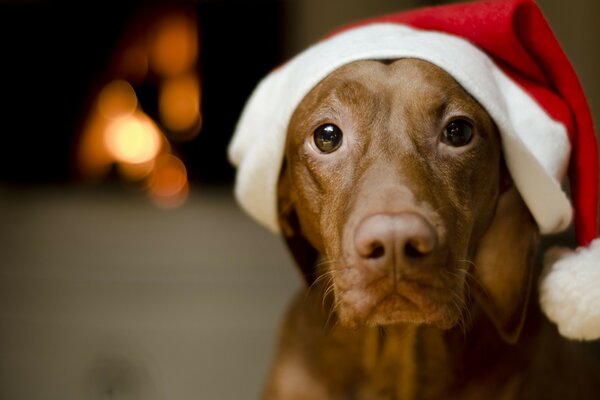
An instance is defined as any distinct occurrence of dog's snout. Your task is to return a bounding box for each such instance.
[355,213,437,268]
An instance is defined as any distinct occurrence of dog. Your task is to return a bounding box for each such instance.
[262,59,600,399]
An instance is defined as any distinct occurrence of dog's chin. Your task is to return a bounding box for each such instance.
[367,294,460,329]
[335,282,463,330]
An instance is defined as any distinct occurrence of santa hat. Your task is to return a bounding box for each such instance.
[228,0,600,340]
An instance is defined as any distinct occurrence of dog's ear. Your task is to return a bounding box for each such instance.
[277,161,319,286]
[471,185,540,344]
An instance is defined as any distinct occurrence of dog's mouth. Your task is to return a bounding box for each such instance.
[332,270,465,329]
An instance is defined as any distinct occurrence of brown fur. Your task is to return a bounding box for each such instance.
[266,59,600,399]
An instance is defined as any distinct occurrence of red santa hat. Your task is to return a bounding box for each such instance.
[228,0,600,340]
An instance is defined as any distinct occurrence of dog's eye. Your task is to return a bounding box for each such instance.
[313,124,343,153]
[442,119,473,147]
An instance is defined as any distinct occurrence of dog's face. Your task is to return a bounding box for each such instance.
[278,59,537,338]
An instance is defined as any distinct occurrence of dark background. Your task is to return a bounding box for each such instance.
[0,0,284,184]
[1,0,599,187]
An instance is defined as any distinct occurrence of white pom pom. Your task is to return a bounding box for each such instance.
[539,238,600,340]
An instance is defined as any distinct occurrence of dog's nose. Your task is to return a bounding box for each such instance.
[354,212,437,268]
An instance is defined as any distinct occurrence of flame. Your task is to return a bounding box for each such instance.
[103,111,162,164]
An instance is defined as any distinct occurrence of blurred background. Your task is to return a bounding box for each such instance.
[0,0,598,399]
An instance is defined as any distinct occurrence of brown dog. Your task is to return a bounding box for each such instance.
[265,59,600,399]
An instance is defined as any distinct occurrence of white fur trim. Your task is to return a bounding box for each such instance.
[229,24,572,234]
[540,238,600,340]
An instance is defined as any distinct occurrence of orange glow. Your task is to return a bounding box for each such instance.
[97,80,138,119]
[78,112,113,179]
[103,111,162,164]
[78,10,197,208]
[119,44,149,84]
[150,14,198,76]
[117,158,155,181]
[147,154,189,208]
[159,73,201,137]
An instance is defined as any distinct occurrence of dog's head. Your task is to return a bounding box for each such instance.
[231,1,598,342]
[277,59,539,342]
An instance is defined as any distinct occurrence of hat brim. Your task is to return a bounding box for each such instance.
[229,24,572,235]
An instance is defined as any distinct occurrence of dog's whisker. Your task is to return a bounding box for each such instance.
[307,257,344,327]
[314,257,335,269]
[456,259,477,275]
[311,268,335,288]
[455,260,481,295]
[433,204,452,215]
[456,259,494,300]
[322,280,337,312]
[439,267,472,336]
[324,295,345,331]
[305,259,339,302]
[449,290,470,337]
[450,274,474,337]
[442,268,469,295]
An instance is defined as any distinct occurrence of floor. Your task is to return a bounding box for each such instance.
[3,185,598,400]
[0,185,301,400]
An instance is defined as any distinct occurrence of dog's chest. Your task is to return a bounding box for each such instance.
[353,325,453,400]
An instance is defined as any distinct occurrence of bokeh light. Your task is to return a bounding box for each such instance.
[118,43,149,85]
[149,14,198,77]
[78,113,113,179]
[159,73,201,137]
[97,80,138,120]
[117,158,156,181]
[103,111,162,165]
[147,154,189,208]
[78,9,200,209]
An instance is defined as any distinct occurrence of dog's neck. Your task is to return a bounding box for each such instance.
[311,284,541,399]
[357,313,523,398]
